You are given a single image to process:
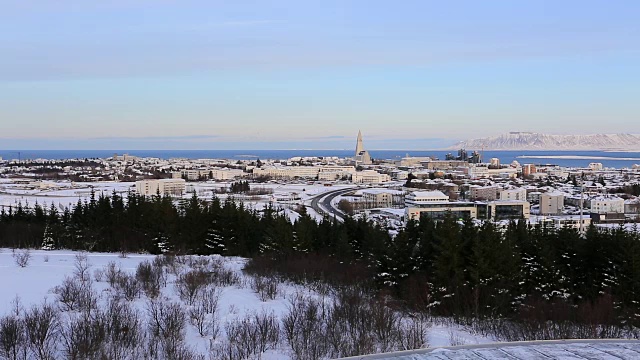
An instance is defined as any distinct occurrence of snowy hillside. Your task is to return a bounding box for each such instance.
[0,250,492,360]
[450,132,640,150]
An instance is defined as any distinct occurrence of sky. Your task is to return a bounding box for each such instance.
[1,0,639,150]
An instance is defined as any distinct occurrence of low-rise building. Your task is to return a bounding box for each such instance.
[135,179,186,196]
[500,188,527,201]
[540,192,564,215]
[405,191,477,221]
[469,185,499,201]
[351,171,391,184]
[359,189,405,208]
[477,200,530,221]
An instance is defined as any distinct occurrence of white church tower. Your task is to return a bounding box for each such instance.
[354,130,372,165]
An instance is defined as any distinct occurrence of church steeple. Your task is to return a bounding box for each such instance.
[355,130,365,156]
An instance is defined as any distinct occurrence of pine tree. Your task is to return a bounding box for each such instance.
[204,219,226,255]
[41,224,56,250]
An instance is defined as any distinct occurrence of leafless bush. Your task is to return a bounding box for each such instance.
[12,249,31,268]
[200,286,222,315]
[448,329,466,347]
[282,293,328,360]
[93,268,104,282]
[207,259,239,287]
[175,270,211,305]
[370,298,401,353]
[212,311,279,360]
[146,299,187,358]
[189,286,223,337]
[53,276,97,312]
[251,275,279,301]
[135,260,165,298]
[105,261,123,287]
[113,273,141,301]
[43,255,49,263]
[61,312,107,360]
[73,252,91,283]
[398,316,429,350]
[186,256,210,269]
[23,302,59,360]
[102,300,144,360]
[188,304,209,337]
[0,314,27,360]
[252,311,280,353]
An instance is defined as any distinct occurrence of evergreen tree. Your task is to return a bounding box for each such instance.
[41,224,56,250]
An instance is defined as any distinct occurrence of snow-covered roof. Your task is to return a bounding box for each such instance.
[410,190,449,199]
[342,340,640,359]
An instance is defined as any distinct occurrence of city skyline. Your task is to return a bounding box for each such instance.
[1,1,639,149]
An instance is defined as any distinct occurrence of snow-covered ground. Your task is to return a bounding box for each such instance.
[0,249,492,359]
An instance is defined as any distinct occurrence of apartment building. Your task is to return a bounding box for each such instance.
[135,179,186,196]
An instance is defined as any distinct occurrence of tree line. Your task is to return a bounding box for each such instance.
[1,191,640,329]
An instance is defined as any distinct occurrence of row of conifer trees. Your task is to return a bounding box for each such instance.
[1,190,640,326]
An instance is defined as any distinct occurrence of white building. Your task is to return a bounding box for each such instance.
[135,179,186,196]
[405,191,450,206]
[589,163,604,171]
[405,191,478,222]
[590,196,625,214]
[468,166,489,179]
[253,165,355,180]
[540,192,565,215]
[351,171,390,184]
[359,189,405,208]
[499,188,527,201]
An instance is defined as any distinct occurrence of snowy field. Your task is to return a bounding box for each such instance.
[0,249,492,359]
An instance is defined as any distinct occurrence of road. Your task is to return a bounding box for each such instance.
[309,186,358,222]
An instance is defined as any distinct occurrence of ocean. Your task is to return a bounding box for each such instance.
[1,149,640,169]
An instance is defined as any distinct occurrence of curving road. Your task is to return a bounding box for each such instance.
[309,187,358,222]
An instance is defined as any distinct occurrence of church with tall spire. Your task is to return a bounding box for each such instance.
[354,130,372,165]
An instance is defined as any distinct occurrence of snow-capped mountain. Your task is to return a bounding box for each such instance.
[449,132,640,150]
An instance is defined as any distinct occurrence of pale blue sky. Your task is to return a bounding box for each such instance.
[1,0,638,150]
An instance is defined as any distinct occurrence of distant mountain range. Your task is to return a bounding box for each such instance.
[449,132,640,151]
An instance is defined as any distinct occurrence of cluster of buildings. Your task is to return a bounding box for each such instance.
[3,132,640,231]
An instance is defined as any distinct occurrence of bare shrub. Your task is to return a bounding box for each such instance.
[188,304,209,337]
[23,302,60,360]
[251,275,279,302]
[448,329,466,347]
[146,299,187,358]
[53,276,97,313]
[207,259,239,287]
[43,255,49,263]
[105,261,123,287]
[175,270,211,305]
[252,311,280,353]
[135,260,165,298]
[399,316,429,350]
[93,268,104,283]
[73,252,91,283]
[282,293,328,360]
[12,249,32,268]
[200,286,222,315]
[113,273,140,301]
[211,311,279,360]
[102,300,144,360]
[61,312,107,360]
[370,299,401,353]
[0,314,27,360]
